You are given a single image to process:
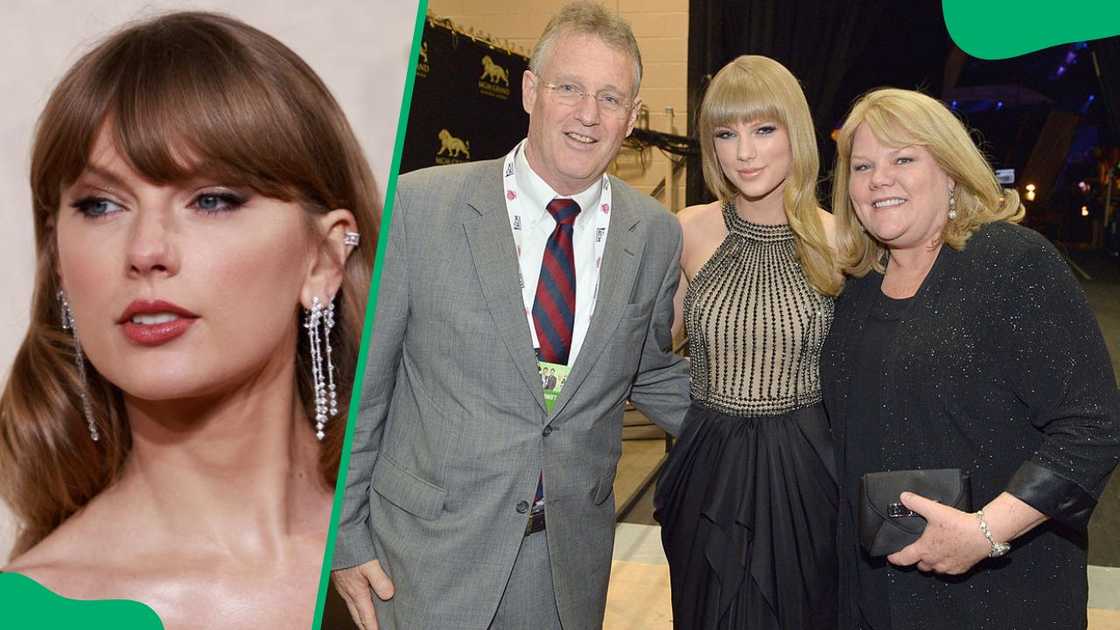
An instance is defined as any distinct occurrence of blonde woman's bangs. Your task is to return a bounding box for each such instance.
[702,72,788,133]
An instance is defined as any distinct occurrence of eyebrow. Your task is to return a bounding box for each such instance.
[850,144,915,161]
[551,73,626,94]
[71,163,131,189]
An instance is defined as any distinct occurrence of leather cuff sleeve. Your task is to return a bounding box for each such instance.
[1006,460,1097,532]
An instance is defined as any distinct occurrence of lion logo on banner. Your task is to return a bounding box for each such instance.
[437,129,471,159]
[480,55,509,85]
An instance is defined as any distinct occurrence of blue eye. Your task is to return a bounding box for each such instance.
[191,191,246,214]
[558,83,580,95]
[896,156,914,165]
[756,125,777,135]
[852,163,870,172]
[72,196,125,218]
[599,93,622,107]
[714,130,736,140]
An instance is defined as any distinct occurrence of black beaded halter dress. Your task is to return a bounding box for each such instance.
[654,201,839,629]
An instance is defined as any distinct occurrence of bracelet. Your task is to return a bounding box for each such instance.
[973,509,1011,558]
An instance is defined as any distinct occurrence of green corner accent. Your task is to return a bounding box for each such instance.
[0,573,164,629]
[310,2,430,629]
[943,0,1120,60]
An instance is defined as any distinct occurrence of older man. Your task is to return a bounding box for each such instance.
[331,3,690,628]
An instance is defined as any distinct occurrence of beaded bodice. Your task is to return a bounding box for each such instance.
[683,202,834,416]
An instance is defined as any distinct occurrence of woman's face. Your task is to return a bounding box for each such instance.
[55,129,319,403]
[713,119,792,202]
[848,123,954,252]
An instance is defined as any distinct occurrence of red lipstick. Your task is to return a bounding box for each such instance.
[118,300,199,347]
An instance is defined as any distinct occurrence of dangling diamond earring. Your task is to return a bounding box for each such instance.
[305,296,339,441]
[323,300,338,421]
[947,188,959,221]
[58,290,99,442]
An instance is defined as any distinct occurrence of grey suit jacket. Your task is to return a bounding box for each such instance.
[334,158,690,630]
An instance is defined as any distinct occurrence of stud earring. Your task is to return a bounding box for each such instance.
[58,290,99,442]
[305,296,339,441]
[947,188,958,221]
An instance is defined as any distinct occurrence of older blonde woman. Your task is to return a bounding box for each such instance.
[654,55,840,630]
[822,88,1119,629]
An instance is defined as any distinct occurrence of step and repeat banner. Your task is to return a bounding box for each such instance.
[401,19,530,173]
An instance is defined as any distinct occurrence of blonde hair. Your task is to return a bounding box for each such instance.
[831,88,1024,276]
[0,12,378,555]
[530,1,642,96]
[698,55,839,296]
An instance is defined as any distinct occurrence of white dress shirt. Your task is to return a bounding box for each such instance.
[506,141,610,367]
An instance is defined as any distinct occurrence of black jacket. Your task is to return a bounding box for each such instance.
[822,222,1120,629]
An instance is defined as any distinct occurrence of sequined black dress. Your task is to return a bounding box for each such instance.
[821,222,1120,629]
[654,202,838,629]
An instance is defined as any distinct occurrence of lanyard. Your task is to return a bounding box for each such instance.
[502,141,612,352]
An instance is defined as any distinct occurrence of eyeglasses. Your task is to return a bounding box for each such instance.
[541,81,633,115]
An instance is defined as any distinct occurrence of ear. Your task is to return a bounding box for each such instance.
[522,69,539,116]
[624,95,643,137]
[300,208,358,309]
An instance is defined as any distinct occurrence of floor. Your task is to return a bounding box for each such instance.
[604,523,1120,630]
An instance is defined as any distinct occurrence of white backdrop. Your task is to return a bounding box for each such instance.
[0,0,420,561]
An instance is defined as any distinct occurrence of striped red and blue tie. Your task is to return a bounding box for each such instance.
[533,198,581,365]
[529,198,580,529]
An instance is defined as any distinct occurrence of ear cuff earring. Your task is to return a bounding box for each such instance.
[58,290,99,442]
[306,296,339,441]
[343,231,360,247]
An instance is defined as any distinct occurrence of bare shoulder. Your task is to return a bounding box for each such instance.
[677,201,727,244]
[677,201,728,276]
[3,510,115,599]
[677,201,722,229]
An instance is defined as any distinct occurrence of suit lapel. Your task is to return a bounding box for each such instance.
[463,162,547,414]
[547,182,646,420]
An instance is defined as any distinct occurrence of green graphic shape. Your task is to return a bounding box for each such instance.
[0,573,163,629]
[943,0,1120,59]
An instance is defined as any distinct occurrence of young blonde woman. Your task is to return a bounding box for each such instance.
[654,55,841,629]
[0,12,378,630]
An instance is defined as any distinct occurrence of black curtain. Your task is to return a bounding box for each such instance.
[400,20,530,174]
[687,0,951,205]
[1091,38,1120,146]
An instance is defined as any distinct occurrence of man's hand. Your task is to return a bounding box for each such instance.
[332,560,396,630]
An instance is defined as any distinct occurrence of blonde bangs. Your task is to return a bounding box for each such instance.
[699,60,790,202]
[704,87,787,134]
[698,56,840,296]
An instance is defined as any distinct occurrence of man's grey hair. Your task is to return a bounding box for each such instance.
[529,1,643,96]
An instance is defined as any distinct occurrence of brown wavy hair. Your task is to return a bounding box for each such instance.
[0,11,378,555]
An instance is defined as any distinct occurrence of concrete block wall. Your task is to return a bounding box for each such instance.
[428,0,689,211]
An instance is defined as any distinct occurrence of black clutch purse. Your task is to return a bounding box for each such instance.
[858,468,972,557]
